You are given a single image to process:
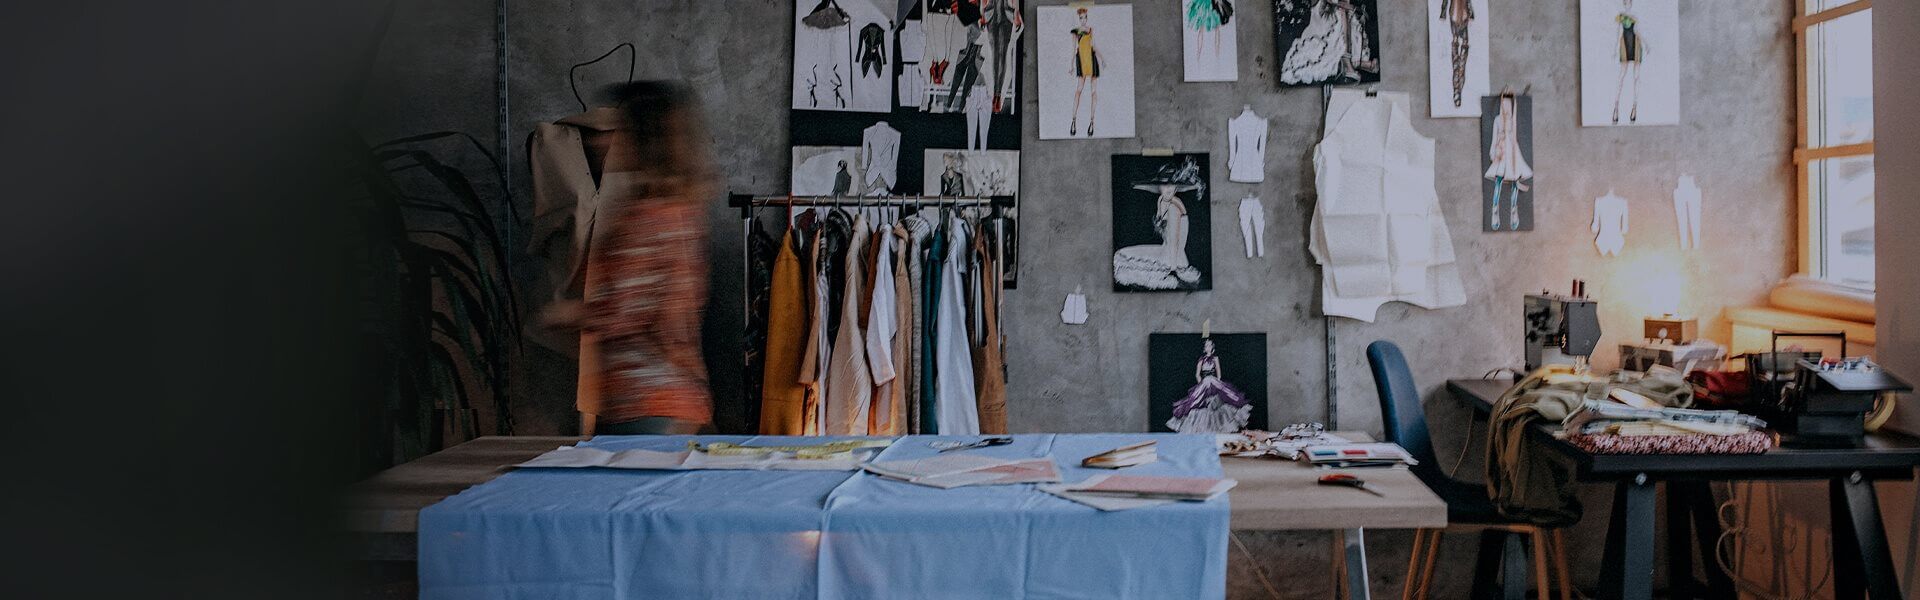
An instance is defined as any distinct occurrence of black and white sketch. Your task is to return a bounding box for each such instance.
[920,0,1022,115]
[1429,0,1488,118]
[1149,333,1267,434]
[922,149,1019,198]
[1038,5,1136,139]
[1481,94,1534,231]
[1113,154,1211,292]
[1184,0,1239,82]
[1273,0,1381,87]
[792,0,894,112]
[792,146,867,196]
[1580,0,1679,126]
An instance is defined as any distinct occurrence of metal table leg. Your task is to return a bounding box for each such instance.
[1344,528,1371,600]
[1830,471,1903,599]
[1600,474,1657,600]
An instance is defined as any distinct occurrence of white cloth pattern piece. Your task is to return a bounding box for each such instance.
[1061,291,1088,324]
[1673,175,1702,250]
[1228,107,1268,183]
[966,85,991,151]
[1309,89,1465,322]
[1592,191,1629,257]
[861,122,902,192]
[935,217,980,435]
[1238,196,1265,258]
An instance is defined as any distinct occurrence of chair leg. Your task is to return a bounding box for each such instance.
[1333,530,1348,600]
[1529,528,1550,600]
[1419,530,1443,600]
[1403,529,1428,600]
[1550,530,1572,600]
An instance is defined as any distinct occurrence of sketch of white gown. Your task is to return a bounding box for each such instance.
[1592,191,1629,256]
[1114,195,1198,289]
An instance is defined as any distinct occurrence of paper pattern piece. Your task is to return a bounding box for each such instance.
[1038,5,1137,139]
[1150,333,1268,434]
[1674,174,1701,250]
[1061,291,1089,324]
[1428,0,1489,118]
[1184,0,1239,82]
[1274,0,1382,87]
[1238,195,1265,258]
[1227,106,1267,183]
[1592,190,1629,256]
[1481,94,1535,231]
[1112,154,1211,291]
[1580,0,1680,126]
[1309,89,1465,322]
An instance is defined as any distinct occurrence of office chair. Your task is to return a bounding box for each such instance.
[1366,340,1571,600]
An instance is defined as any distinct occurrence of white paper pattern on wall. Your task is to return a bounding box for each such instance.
[1184,0,1239,82]
[1038,5,1136,139]
[1428,0,1489,118]
[1592,190,1629,256]
[1580,0,1680,126]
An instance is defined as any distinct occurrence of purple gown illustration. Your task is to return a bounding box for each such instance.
[1166,339,1252,433]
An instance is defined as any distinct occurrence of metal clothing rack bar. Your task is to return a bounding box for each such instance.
[730,192,1013,423]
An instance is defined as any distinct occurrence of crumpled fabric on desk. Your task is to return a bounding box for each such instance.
[1482,366,1695,526]
[419,434,1228,600]
[1308,89,1465,322]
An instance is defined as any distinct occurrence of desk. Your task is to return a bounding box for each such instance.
[1449,378,1920,600]
[347,435,1446,599]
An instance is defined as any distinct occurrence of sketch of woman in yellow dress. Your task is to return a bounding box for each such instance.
[1068,8,1104,136]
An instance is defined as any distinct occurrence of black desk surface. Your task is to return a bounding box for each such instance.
[1447,378,1920,480]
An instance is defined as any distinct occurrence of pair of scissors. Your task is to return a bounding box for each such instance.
[937,437,1014,452]
[1317,473,1385,497]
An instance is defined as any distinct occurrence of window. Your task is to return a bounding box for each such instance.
[1797,0,1874,289]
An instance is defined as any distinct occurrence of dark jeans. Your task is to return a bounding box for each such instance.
[597,417,713,435]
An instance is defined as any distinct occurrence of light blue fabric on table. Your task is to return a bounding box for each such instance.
[418,433,1228,600]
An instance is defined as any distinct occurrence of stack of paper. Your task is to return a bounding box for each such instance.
[862,454,1063,489]
[1301,443,1418,468]
[1040,474,1238,511]
[1081,441,1158,469]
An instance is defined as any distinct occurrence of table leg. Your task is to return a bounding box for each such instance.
[1600,476,1656,600]
[1471,530,1506,600]
[1665,483,1693,599]
[1679,482,1736,600]
[1344,528,1372,600]
[1830,473,1902,600]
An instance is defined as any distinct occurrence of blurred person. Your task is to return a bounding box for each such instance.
[547,81,719,435]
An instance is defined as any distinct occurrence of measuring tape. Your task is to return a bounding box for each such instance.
[688,439,893,460]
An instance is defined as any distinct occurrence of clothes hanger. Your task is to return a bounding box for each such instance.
[570,42,637,112]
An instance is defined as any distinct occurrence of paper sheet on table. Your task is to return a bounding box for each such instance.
[864,454,1062,488]
[515,444,871,471]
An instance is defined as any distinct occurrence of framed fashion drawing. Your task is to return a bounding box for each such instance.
[1149,333,1268,434]
[1037,4,1137,139]
[924,149,1023,283]
[1273,0,1381,88]
[1184,0,1239,82]
[1427,0,1488,118]
[1112,154,1211,292]
[1579,0,1679,126]
[791,146,868,196]
[1480,94,1534,231]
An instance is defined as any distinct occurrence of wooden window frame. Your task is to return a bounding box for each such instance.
[1794,0,1874,279]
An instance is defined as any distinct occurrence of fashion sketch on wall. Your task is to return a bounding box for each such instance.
[1428,0,1488,118]
[789,1,1025,285]
[1481,94,1534,231]
[1580,0,1679,126]
[1149,333,1268,434]
[1038,5,1137,139]
[1112,154,1211,292]
[923,148,1022,283]
[1184,0,1239,82]
[1273,0,1380,87]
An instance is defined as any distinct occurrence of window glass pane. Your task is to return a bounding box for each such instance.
[1807,0,1862,15]
[1815,156,1875,289]
[1812,9,1873,147]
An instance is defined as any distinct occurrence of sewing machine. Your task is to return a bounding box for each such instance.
[1524,281,1602,372]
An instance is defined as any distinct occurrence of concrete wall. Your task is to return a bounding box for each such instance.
[360,0,1802,596]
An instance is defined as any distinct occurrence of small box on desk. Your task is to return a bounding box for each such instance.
[1643,316,1698,344]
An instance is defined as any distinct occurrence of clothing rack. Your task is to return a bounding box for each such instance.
[730,192,1013,418]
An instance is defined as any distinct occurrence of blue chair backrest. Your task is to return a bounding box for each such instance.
[1366,341,1439,469]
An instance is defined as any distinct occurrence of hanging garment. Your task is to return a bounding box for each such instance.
[901,217,933,433]
[1309,89,1465,322]
[796,222,836,435]
[582,188,712,426]
[935,216,981,435]
[861,122,902,193]
[1238,195,1265,258]
[920,221,946,434]
[1227,108,1268,183]
[743,221,777,427]
[1674,175,1702,250]
[759,229,810,435]
[972,223,1007,434]
[526,108,632,419]
[824,218,874,434]
[1592,191,1629,257]
[891,224,916,434]
[865,232,905,434]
